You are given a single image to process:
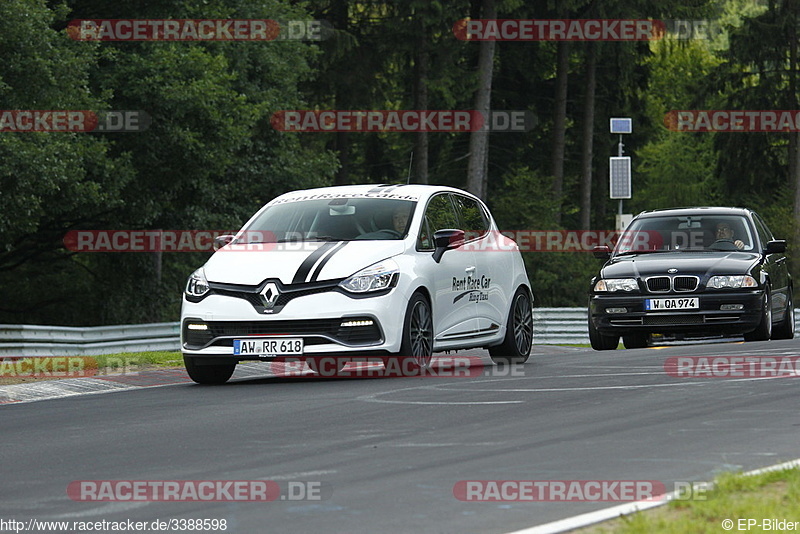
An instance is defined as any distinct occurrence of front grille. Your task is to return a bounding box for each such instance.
[183,317,383,350]
[644,315,704,325]
[645,275,699,293]
[673,276,699,292]
[646,277,670,292]
[202,279,344,314]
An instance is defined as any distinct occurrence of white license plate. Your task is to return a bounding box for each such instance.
[645,298,699,311]
[233,338,304,356]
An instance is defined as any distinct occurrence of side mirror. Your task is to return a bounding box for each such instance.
[432,229,465,263]
[765,239,787,254]
[592,245,611,260]
[213,234,236,251]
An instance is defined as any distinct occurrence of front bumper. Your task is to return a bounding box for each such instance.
[181,286,404,359]
[589,290,764,336]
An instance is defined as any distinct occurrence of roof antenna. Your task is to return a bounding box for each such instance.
[406,151,414,184]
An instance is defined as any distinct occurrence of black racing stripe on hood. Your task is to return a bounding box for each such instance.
[309,241,348,282]
[292,242,338,284]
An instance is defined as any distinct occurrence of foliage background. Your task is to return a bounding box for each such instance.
[0,0,795,325]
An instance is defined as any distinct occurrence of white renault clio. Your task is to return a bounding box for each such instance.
[181,184,533,384]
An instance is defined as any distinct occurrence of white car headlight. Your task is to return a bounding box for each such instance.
[185,267,210,297]
[339,259,399,293]
[707,275,757,289]
[594,278,638,292]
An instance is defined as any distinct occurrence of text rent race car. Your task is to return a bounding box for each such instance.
[181,184,534,383]
[588,207,793,350]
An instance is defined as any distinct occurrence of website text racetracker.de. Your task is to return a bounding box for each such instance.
[461,230,636,252]
[453,480,668,502]
[1,518,228,532]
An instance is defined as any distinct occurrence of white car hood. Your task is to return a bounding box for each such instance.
[203,240,405,286]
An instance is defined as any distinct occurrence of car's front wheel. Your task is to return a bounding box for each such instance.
[489,288,533,365]
[744,290,772,342]
[588,317,619,350]
[384,292,433,376]
[183,355,236,385]
[771,290,794,340]
[623,333,648,349]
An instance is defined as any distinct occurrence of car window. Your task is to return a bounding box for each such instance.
[418,193,460,250]
[240,198,416,242]
[752,213,774,249]
[452,194,490,240]
[615,214,755,253]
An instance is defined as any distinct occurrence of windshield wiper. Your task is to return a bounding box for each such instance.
[614,249,672,256]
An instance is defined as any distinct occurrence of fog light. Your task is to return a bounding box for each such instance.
[340,319,374,327]
[187,323,209,330]
[720,304,744,311]
[605,307,627,314]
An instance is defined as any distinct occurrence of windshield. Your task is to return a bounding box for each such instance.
[615,215,756,254]
[238,197,416,242]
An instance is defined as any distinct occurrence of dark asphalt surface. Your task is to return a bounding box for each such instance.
[1,340,798,534]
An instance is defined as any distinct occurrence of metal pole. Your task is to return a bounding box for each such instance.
[618,135,624,216]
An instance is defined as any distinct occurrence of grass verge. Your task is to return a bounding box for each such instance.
[576,467,800,533]
[0,351,183,385]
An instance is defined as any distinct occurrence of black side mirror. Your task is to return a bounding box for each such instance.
[592,245,611,260]
[765,239,787,254]
[432,229,465,263]
[213,234,236,251]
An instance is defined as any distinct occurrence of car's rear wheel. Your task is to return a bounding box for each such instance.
[623,333,649,349]
[385,292,433,376]
[588,317,619,350]
[771,290,794,340]
[489,288,533,365]
[183,355,236,385]
[744,290,772,341]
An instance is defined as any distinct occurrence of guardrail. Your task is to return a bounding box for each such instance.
[0,309,797,356]
[0,323,180,357]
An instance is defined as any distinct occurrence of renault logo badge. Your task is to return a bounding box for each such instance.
[260,282,280,309]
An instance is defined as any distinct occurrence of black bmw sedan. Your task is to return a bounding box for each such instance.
[588,207,794,350]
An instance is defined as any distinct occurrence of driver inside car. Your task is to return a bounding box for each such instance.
[715,222,745,250]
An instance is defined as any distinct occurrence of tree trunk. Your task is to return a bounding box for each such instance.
[466,0,496,199]
[580,42,597,230]
[413,19,429,184]
[551,40,570,224]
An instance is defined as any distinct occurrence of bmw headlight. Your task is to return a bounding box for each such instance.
[185,267,210,297]
[339,259,399,293]
[593,278,638,292]
[707,275,757,289]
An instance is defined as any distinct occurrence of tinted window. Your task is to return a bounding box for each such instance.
[616,214,755,253]
[418,194,460,250]
[752,213,774,249]
[241,198,415,242]
[452,194,490,239]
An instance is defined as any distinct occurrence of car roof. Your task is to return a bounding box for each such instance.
[634,207,754,219]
